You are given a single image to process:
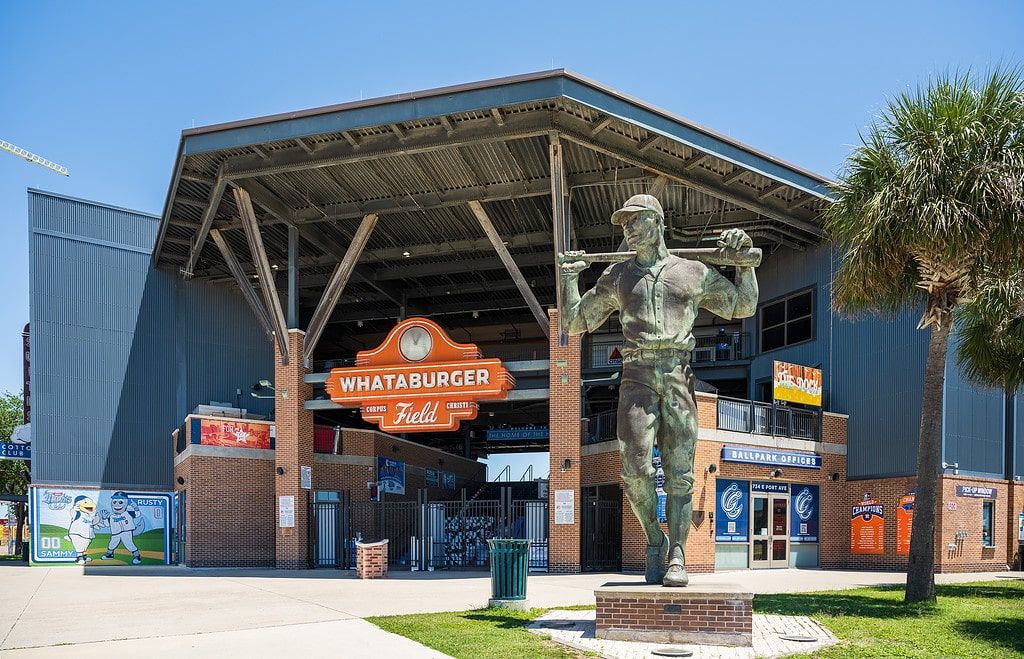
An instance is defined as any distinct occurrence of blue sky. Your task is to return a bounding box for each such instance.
[1,2,1021,477]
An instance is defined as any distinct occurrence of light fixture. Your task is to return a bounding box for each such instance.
[176,476,186,485]
[392,445,401,453]
[942,461,959,475]
[472,310,479,319]
[560,458,572,472]
[276,466,287,475]
[705,463,717,474]
[252,380,287,399]
[827,472,841,482]
[770,468,783,478]
[357,320,364,328]
[402,250,411,258]
[438,458,445,466]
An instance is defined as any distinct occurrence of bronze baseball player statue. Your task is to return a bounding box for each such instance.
[559,194,759,586]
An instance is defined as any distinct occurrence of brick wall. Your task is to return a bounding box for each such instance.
[935,475,1013,573]
[174,453,275,567]
[548,309,582,573]
[274,329,315,568]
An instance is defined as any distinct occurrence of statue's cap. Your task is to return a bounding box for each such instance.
[611,194,663,225]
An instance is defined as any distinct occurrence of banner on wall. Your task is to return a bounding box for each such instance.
[377,457,405,495]
[773,360,823,407]
[199,418,271,449]
[896,490,914,555]
[715,479,749,542]
[653,447,667,524]
[790,485,819,542]
[442,471,455,490]
[30,488,172,565]
[851,493,885,554]
[425,467,440,487]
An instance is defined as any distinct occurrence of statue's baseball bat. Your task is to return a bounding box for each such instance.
[568,246,762,268]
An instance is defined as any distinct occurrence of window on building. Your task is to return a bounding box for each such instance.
[982,500,995,547]
[760,289,814,352]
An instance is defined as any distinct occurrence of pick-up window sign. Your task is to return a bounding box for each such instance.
[955,485,997,499]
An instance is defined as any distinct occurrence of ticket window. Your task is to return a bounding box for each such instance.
[751,494,789,568]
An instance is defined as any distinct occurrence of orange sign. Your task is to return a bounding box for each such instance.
[325,318,514,433]
[850,494,885,555]
[200,419,272,449]
[896,490,914,555]
[773,360,823,407]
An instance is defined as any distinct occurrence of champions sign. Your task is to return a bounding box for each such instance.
[326,318,514,433]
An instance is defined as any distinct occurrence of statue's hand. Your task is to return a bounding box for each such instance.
[717,228,753,251]
[558,251,589,276]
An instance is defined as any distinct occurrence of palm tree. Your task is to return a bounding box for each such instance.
[824,68,1024,603]
[954,267,1024,395]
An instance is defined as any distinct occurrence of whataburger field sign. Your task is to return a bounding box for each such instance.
[325,317,515,433]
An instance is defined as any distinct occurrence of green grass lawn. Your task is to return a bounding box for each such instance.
[368,606,595,659]
[368,579,1023,659]
[755,580,1024,658]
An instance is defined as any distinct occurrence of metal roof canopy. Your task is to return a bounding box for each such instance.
[154,67,831,377]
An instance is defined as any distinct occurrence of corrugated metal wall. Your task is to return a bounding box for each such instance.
[1016,394,1024,479]
[750,243,929,480]
[30,191,272,489]
[172,278,275,423]
[943,360,1004,477]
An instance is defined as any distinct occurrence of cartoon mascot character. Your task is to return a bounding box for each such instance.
[99,491,146,564]
[66,496,100,564]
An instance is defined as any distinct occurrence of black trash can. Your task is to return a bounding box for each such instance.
[21,539,30,563]
[487,539,531,602]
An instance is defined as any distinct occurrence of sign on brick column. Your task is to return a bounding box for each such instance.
[548,309,582,573]
[274,329,314,569]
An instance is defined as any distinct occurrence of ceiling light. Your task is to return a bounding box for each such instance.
[402,250,411,258]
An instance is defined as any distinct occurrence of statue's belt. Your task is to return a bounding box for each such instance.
[621,348,691,365]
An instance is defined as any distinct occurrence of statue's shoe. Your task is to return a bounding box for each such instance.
[663,562,689,587]
[645,531,669,584]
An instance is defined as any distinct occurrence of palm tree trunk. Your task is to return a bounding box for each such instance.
[905,319,949,603]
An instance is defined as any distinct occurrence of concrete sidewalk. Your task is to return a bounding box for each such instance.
[0,564,1018,658]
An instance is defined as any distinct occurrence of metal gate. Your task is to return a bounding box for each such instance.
[582,493,622,571]
[311,488,548,571]
[311,491,352,569]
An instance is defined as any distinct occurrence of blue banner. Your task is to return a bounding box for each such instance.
[425,467,439,487]
[442,471,455,490]
[486,427,549,441]
[377,457,405,495]
[715,479,749,542]
[721,445,821,469]
[653,447,666,523]
[790,485,819,542]
[0,442,29,460]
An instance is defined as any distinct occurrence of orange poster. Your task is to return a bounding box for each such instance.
[896,490,914,555]
[200,419,272,449]
[851,494,885,554]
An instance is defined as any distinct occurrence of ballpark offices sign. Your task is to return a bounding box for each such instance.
[326,318,515,433]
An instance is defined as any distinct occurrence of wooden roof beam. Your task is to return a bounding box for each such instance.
[234,187,291,364]
[468,200,549,338]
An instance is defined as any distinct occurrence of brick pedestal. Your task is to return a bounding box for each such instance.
[595,588,753,646]
[356,540,389,579]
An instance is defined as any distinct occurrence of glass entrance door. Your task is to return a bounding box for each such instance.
[770,495,789,568]
[751,494,789,568]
